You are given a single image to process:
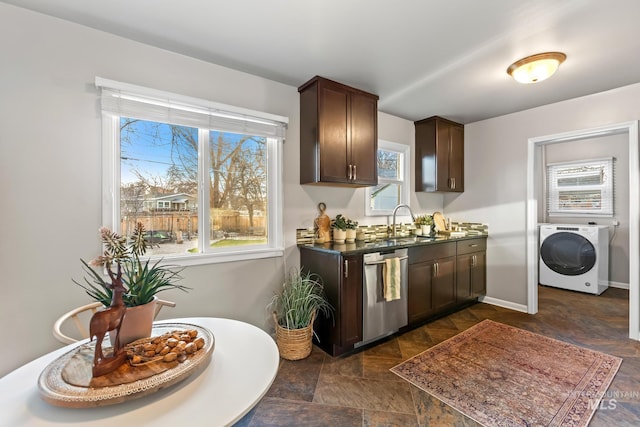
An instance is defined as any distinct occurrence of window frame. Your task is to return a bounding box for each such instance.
[365,140,410,216]
[546,157,614,218]
[98,78,287,266]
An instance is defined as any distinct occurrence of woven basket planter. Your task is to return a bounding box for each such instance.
[273,311,316,361]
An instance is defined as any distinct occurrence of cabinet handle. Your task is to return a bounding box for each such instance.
[353,164,357,180]
[472,255,476,267]
[348,164,352,180]
[451,177,456,189]
[344,260,348,278]
[470,244,478,248]
[433,262,439,277]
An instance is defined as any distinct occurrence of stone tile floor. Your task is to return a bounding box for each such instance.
[235,286,640,426]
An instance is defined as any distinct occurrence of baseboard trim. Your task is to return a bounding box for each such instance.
[479,296,528,313]
[609,281,629,290]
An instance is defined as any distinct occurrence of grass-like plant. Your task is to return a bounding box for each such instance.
[74,222,190,307]
[270,268,333,331]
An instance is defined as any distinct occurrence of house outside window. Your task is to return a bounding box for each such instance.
[546,157,614,217]
[96,78,288,265]
[365,140,410,216]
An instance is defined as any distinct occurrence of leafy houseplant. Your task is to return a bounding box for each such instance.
[331,214,348,231]
[74,222,190,308]
[269,268,333,360]
[332,214,358,243]
[415,214,433,226]
[415,214,434,236]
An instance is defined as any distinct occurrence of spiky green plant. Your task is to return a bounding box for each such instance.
[73,222,190,307]
[270,268,333,332]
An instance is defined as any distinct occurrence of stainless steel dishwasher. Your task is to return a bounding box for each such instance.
[356,248,409,347]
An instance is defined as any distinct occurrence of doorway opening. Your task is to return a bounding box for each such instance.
[526,121,639,339]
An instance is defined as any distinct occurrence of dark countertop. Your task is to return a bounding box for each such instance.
[297,234,487,255]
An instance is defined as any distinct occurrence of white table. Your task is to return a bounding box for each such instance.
[0,317,279,426]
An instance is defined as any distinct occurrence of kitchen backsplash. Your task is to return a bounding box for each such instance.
[296,221,488,245]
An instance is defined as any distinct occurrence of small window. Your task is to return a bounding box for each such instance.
[547,157,614,217]
[365,140,410,216]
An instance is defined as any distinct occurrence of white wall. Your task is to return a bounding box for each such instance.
[0,4,430,377]
[445,82,640,306]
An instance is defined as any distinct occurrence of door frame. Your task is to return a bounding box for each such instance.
[526,121,639,340]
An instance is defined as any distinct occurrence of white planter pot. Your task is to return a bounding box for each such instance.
[333,229,346,244]
[345,229,356,243]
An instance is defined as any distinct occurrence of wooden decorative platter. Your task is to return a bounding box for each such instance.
[38,322,214,408]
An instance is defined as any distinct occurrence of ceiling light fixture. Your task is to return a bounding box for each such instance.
[507,52,566,84]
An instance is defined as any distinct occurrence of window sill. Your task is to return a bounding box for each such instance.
[150,248,285,267]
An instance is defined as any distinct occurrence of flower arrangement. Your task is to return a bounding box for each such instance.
[74,222,190,307]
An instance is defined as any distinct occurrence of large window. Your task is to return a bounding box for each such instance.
[97,78,288,264]
[365,140,410,216]
[546,157,614,217]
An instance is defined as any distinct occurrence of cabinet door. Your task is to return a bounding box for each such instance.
[435,123,451,191]
[471,251,486,297]
[318,85,350,183]
[350,92,378,185]
[456,253,473,303]
[432,256,456,312]
[341,255,363,346]
[408,262,433,323]
[448,124,464,192]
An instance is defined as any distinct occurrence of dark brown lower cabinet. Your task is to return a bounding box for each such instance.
[456,238,487,303]
[299,247,362,356]
[408,242,456,324]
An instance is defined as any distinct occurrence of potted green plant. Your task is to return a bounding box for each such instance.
[74,222,190,344]
[269,268,333,360]
[331,214,348,243]
[415,214,434,236]
[345,218,358,243]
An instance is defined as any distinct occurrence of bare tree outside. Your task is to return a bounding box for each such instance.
[119,117,268,256]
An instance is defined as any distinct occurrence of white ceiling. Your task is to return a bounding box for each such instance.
[5,0,640,124]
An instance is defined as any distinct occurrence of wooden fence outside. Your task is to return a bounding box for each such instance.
[121,209,266,238]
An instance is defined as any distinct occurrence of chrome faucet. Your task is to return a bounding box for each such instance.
[391,204,415,237]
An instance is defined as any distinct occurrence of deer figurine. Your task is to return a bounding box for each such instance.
[90,263,128,377]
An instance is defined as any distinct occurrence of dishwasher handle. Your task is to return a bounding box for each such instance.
[364,255,408,266]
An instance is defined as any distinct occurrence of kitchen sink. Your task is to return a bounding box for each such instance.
[386,236,437,245]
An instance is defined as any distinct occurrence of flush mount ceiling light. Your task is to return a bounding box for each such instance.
[507,52,567,84]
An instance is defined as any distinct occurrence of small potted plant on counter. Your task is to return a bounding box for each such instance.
[269,268,333,360]
[331,214,348,243]
[415,214,434,236]
[345,218,359,243]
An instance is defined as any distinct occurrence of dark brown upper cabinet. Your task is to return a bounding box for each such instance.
[415,116,464,192]
[299,76,378,186]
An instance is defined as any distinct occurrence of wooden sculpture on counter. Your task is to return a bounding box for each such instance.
[89,264,128,377]
[314,202,331,243]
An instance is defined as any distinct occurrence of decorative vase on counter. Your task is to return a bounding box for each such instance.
[333,229,346,244]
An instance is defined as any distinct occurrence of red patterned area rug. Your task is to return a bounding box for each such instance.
[390,319,622,426]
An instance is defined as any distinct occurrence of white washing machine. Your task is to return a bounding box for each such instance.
[539,224,609,295]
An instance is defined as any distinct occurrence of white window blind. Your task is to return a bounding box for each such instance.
[547,157,614,217]
[95,77,288,138]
